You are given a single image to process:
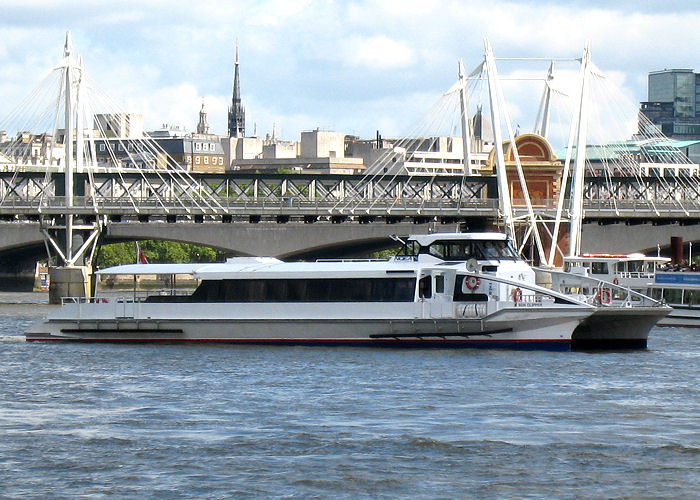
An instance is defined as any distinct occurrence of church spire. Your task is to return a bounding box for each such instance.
[228,40,245,138]
[197,99,210,134]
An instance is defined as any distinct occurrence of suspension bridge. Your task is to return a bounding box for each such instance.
[0,33,698,296]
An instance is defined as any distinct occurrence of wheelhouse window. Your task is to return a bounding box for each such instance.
[409,239,519,261]
[591,262,609,274]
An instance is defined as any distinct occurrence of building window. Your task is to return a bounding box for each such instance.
[218,157,223,165]
[99,144,105,152]
[195,143,201,151]
[204,156,209,165]
[195,156,200,164]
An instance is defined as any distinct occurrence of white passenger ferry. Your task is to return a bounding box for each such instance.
[25,233,669,349]
[562,253,699,328]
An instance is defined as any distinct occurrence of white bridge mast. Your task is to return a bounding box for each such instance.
[484,38,546,262]
[41,32,102,270]
[458,59,473,175]
[547,42,592,264]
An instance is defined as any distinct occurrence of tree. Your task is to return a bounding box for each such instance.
[95,240,231,268]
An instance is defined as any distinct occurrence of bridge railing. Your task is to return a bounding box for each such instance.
[2,194,700,219]
[0,195,501,216]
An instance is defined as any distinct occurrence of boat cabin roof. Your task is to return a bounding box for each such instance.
[95,257,283,276]
[408,232,508,247]
[564,253,670,264]
[96,256,459,279]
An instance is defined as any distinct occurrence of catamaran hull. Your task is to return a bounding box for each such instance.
[571,307,670,349]
[25,306,587,350]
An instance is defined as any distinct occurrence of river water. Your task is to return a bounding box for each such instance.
[0,293,698,498]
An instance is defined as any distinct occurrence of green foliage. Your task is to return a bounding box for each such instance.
[370,247,400,259]
[96,242,134,268]
[96,240,230,268]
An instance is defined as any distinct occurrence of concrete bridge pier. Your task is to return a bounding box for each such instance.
[48,266,91,304]
[46,229,95,303]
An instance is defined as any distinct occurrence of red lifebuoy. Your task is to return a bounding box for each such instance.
[597,288,612,305]
[465,276,481,290]
[512,287,522,303]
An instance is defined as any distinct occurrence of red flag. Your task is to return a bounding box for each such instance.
[136,242,148,264]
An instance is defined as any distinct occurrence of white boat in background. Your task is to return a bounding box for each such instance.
[648,272,700,327]
[561,253,700,328]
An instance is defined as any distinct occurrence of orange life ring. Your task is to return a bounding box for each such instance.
[597,288,612,305]
[465,276,481,290]
[512,287,522,303]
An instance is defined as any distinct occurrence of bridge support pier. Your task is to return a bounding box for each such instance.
[49,266,90,304]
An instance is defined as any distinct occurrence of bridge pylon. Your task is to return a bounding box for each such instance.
[43,32,102,302]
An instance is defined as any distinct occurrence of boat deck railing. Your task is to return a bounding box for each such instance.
[62,290,192,306]
[536,268,666,308]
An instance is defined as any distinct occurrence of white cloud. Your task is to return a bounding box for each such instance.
[0,0,697,141]
[341,36,415,70]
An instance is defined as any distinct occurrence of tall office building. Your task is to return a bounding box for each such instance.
[640,69,700,139]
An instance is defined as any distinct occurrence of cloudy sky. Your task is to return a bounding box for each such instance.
[0,0,697,145]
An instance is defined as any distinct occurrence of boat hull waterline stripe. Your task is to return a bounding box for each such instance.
[28,337,572,350]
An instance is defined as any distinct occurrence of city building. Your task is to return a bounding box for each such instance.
[229,129,363,174]
[0,131,64,169]
[344,108,495,176]
[94,113,144,138]
[93,135,225,173]
[640,69,700,140]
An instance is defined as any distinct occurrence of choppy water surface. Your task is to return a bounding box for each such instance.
[0,294,698,498]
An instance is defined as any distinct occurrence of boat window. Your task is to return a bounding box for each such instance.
[422,239,519,261]
[188,278,416,303]
[591,262,609,274]
[454,292,488,302]
[418,276,432,299]
[625,261,644,274]
[649,288,663,301]
[682,289,700,306]
[435,274,445,293]
[97,272,199,297]
[663,288,683,305]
